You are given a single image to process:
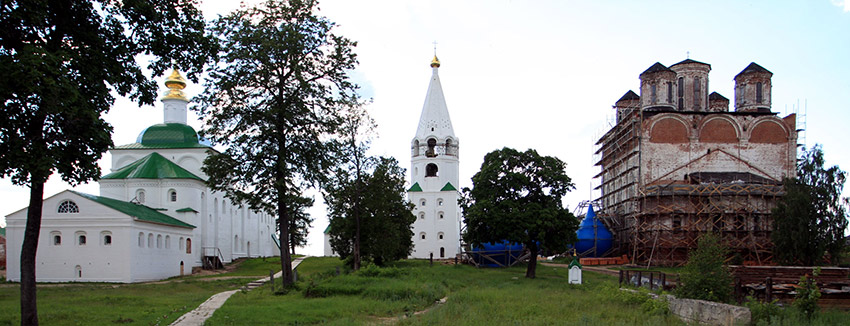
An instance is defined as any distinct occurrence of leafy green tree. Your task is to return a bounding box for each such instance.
[676,233,732,303]
[0,1,214,323]
[285,194,314,255]
[194,0,360,285]
[461,147,578,278]
[325,157,416,266]
[772,145,848,266]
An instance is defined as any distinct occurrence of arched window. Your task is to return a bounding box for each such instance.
[420,199,426,207]
[677,77,684,110]
[148,233,154,248]
[693,77,701,110]
[437,199,443,206]
[439,212,444,219]
[426,138,437,157]
[420,232,426,240]
[419,212,425,220]
[138,232,144,247]
[51,231,62,246]
[186,238,192,254]
[101,231,112,246]
[234,235,239,252]
[165,235,171,249]
[666,82,673,103]
[169,189,177,202]
[157,234,163,249]
[426,163,438,177]
[76,231,87,246]
[179,237,185,251]
[136,189,145,204]
[445,139,453,155]
[58,200,79,213]
[756,82,763,104]
[440,247,445,258]
[438,232,444,240]
[650,83,657,104]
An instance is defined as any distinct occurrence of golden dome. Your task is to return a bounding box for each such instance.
[162,68,188,101]
[430,55,441,68]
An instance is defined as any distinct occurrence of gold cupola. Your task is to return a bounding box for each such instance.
[161,68,188,101]
[430,55,441,68]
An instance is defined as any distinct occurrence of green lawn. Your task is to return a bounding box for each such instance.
[0,278,255,325]
[206,257,685,325]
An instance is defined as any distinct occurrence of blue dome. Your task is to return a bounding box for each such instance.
[574,204,613,257]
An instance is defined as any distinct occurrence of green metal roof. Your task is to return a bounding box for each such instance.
[0,227,5,237]
[113,123,209,149]
[323,224,331,234]
[408,182,423,192]
[71,191,195,229]
[175,207,199,213]
[102,152,203,181]
[440,182,457,191]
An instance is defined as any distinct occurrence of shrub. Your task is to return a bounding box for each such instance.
[793,267,821,320]
[745,297,785,325]
[675,233,733,303]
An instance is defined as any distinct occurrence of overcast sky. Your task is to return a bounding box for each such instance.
[2,0,849,256]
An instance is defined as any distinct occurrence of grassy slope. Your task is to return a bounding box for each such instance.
[206,258,685,325]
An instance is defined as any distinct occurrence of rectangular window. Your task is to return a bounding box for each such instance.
[667,82,673,103]
[756,82,763,104]
[104,235,112,245]
[54,235,61,246]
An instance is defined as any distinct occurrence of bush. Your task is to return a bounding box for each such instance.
[745,297,785,325]
[793,268,821,320]
[675,233,732,303]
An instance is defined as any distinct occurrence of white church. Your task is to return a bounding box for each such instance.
[323,56,463,259]
[4,70,279,283]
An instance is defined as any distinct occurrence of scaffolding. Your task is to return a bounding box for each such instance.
[594,104,785,266]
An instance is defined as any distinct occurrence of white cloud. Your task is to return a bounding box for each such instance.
[831,0,850,12]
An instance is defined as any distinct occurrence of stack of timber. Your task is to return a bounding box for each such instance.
[580,255,629,266]
[730,266,850,308]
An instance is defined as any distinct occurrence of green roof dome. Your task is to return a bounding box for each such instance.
[135,123,207,148]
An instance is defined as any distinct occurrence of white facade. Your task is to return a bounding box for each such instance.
[4,70,278,283]
[408,57,462,259]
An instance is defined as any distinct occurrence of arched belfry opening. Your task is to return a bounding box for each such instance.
[445,138,453,156]
[426,138,437,157]
[426,163,438,177]
[413,140,420,156]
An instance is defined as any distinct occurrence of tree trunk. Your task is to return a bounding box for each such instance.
[351,139,363,271]
[279,193,293,286]
[21,180,45,325]
[525,242,538,279]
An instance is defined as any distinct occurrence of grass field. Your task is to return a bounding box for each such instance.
[205,258,686,325]
[0,278,254,325]
[3,256,850,325]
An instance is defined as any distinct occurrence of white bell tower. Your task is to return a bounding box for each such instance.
[408,56,461,259]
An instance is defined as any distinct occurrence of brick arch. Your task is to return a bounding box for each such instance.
[698,117,739,143]
[749,119,788,144]
[649,116,689,143]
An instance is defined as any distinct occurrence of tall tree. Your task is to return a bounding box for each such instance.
[772,145,848,266]
[325,156,416,266]
[0,1,214,323]
[461,147,579,278]
[195,0,360,285]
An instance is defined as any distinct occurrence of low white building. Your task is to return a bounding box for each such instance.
[4,70,279,283]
